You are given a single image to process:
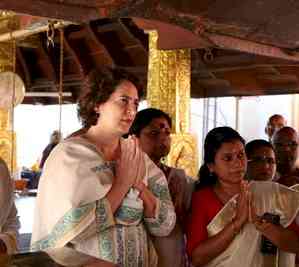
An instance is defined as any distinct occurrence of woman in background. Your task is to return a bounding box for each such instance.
[186,127,299,267]
[130,108,194,267]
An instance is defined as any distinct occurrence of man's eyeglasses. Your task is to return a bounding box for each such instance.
[247,156,276,165]
[273,142,298,149]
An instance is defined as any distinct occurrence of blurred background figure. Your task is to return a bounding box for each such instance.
[265,114,286,142]
[245,139,276,181]
[39,130,62,170]
[0,157,20,255]
[272,126,299,186]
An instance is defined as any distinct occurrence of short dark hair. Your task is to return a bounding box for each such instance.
[129,108,172,137]
[77,67,143,128]
[245,139,274,159]
[196,127,245,189]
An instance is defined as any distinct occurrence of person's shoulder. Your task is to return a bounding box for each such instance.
[58,137,95,150]
[48,137,101,162]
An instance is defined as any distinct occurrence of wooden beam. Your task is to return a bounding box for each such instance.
[0,1,100,22]
[256,74,298,86]
[16,46,31,88]
[47,1,113,8]
[85,24,114,67]
[36,38,57,84]
[191,77,299,98]
[63,32,85,76]
[206,32,299,62]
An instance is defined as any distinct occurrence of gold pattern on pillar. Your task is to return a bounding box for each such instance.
[147,31,198,178]
[0,11,19,173]
[0,108,16,173]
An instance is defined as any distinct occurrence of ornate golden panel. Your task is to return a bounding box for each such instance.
[147,31,191,133]
[166,133,198,178]
[0,130,17,173]
[147,31,198,177]
[0,108,9,130]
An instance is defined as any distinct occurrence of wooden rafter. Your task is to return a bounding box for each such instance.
[63,31,85,77]
[85,24,114,67]
[16,46,31,88]
[0,1,101,22]
[36,38,57,87]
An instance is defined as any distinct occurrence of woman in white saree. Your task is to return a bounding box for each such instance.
[186,127,299,267]
[31,68,176,267]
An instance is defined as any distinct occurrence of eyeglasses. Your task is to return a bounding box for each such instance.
[247,156,276,165]
[273,142,298,149]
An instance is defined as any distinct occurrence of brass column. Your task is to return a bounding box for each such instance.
[147,31,198,177]
[0,11,19,174]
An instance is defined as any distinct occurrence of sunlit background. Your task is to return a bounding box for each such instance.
[14,94,294,170]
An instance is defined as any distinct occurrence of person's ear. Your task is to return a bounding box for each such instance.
[207,163,215,174]
[265,126,268,135]
[94,104,101,114]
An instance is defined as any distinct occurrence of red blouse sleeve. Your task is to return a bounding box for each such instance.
[186,188,223,256]
[287,220,299,236]
[186,190,209,256]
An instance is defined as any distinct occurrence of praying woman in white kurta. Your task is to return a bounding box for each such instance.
[31,68,176,267]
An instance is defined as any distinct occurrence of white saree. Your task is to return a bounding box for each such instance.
[206,181,299,267]
[31,137,176,267]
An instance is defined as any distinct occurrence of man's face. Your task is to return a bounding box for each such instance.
[138,117,171,162]
[247,146,276,181]
[273,129,299,172]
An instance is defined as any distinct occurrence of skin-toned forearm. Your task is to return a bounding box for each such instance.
[139,188,157,218]
[106,180,131,213]
[259,224,299,254]
[192,221,240,266]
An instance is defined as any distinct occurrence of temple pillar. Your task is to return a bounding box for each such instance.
[0,108,17,174]
[146,31,198,178]
[0,11,19,174]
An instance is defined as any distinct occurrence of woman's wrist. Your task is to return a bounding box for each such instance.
[231,219,242,235]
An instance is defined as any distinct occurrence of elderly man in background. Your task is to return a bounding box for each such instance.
[272,126,299,186]
[265,114,287,142]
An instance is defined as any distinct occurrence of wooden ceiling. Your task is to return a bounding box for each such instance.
[1,0,299,104]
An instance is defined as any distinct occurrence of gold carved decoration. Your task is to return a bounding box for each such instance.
[167,134,198,178]
[0,108,9,130]
[0,111,16,173]
[147,31,198,177]
[0,11,20,174]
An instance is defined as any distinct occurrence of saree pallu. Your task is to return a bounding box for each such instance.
[31,137,176,267]
[206,181,299,267]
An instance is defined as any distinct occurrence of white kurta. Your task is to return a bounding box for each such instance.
[31,137,176,267]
